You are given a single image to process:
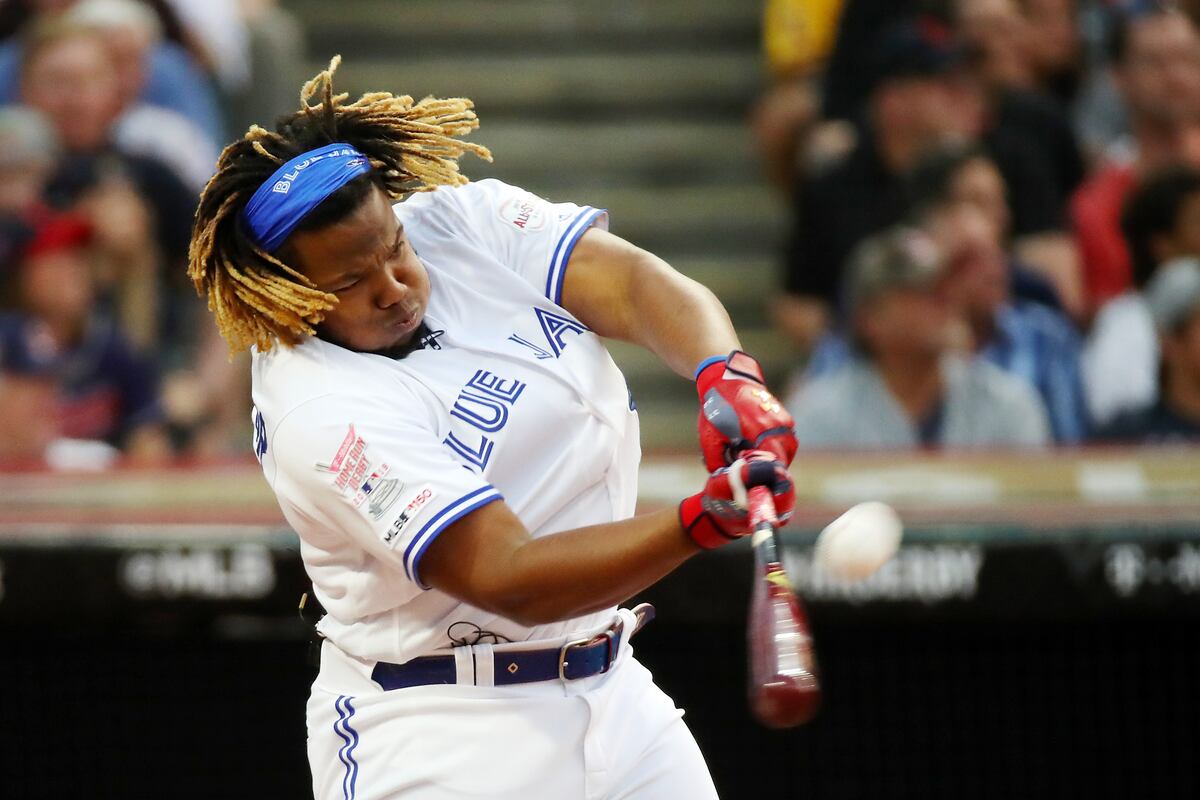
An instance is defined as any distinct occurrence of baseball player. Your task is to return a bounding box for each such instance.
[188,58,798,799]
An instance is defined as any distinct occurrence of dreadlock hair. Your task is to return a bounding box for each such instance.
[188,56,492,353]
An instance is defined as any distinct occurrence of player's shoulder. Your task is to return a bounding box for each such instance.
[396,178,526,219]
[397,177,561,238]
[251,338,424,422]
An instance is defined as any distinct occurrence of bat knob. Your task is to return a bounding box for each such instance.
[752,678,822,728]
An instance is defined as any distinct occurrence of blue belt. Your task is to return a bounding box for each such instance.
[371,604,655,690]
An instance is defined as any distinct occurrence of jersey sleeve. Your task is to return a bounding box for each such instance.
[268,392,503,591]
[444,178,608,305]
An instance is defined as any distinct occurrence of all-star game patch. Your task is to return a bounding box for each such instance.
[498,192,548,233]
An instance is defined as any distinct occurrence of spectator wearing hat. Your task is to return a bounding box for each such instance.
[1085,166,1200,428]
[0,213,169,462]
[1098,257,1200,442]
[786,226,1050,449]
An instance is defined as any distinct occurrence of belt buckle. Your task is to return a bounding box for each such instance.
[558,619,622,681]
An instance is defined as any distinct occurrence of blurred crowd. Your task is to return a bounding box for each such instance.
[2,0,1198,469]
[760,0,1200,448]
[0,0,302,467]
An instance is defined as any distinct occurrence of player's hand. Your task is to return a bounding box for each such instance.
[679,451,795,549]
[695,351,797,471]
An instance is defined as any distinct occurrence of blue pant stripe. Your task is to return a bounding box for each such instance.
[333,695,359,800]
[343,697,361,798]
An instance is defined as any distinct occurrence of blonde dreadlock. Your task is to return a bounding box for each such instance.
[188,56,492,353]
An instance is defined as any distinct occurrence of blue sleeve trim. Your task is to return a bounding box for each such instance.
[403,485,504,587]
[545,206,605,307]
[693,355,728,381]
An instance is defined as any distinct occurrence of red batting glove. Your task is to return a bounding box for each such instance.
[695,351,798,472]
[679,451,796,549]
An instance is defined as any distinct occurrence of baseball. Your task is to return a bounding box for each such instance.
[814,501,903,581]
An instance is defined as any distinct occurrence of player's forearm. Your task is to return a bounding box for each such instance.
[428,507,699,627]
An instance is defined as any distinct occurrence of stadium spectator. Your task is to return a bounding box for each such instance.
[802,146,1085,442]
[955,0,1085,200]
[18,19,199,351]
[66,0,219,193]
[1085,166,1200,427]
[786,226,1051,449]
[751,0,847,192]
[776,18,972,353]
[916,146,1088,443]
[1098,257,1200,442]
[1071,7,1200,318]
[0,0,225,143]
[0,214,168,462]
[951,0,1085,318]
[776,16,1073,351]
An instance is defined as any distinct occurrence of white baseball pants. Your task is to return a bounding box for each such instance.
[307,616,719,799]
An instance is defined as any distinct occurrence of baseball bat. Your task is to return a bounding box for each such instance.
[746,484,821,728]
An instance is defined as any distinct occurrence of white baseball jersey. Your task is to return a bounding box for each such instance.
[250,178,641,664]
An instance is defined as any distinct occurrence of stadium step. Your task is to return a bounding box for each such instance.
[467,119,758,190]
[292,0,759,57]
[305,51,762,119]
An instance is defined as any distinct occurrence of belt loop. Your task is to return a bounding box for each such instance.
[473,643,496,687]
[453,645,476,685]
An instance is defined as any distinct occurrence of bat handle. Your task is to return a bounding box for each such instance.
[746,484,779,545]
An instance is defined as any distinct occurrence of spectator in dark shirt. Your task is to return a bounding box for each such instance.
[1099,257,1200,442]
[776,18,972,352]
[776,16,1069,352]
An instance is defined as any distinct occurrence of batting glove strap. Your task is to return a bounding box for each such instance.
[694,350,765,399]
[679,492,738,550]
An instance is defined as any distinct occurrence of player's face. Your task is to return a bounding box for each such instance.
[288,186,431,356]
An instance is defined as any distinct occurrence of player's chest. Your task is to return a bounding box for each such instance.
[415,354,602,477]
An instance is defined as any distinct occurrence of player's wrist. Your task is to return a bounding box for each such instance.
[678,492,738,550]
[694,350,766,399]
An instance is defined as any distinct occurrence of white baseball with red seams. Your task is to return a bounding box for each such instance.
[814,501,904,580]
[250,179,718,799]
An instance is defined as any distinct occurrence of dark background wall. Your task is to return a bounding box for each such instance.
[3,560,1198,799]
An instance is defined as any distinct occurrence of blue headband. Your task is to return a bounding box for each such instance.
[240,142,373,252]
